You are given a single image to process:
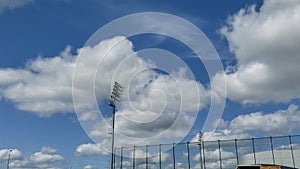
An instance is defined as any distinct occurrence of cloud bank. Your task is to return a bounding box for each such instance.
[0,0,34,14]
[0,147,63,169]
[0,36,208,148]
[214,0,300,104]
[192,104,300,142]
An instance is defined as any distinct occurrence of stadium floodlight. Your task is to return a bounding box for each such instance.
[109,81,123,169]
[198,131,203,143]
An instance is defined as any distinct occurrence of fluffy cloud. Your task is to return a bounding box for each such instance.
[215,0,300,104]
[189,104,300,168]
[114,148,170,168]
[41,146,58,154]
[0,147,63,169]
[0,47,75,117]
[192,104,300,142]
[0,0,34,14]
[193,148,235,162]
[75,143,107,156]
[0,149,22,161]
[83,165,94,169]
[229,104,300,135]
[191,148,236,169]
[0,36,209,148]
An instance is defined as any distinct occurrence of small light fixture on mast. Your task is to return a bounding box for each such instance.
[109,81,123,169]
[198,131,203,143]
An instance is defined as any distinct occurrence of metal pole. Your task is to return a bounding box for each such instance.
[133,146,136,169]
[197,131,203,169]
[113,148,116,169]
[198,143,203,169]
[252,138,256,165]
[7,149,12,169]
[202,142,206,169]
[218,140,222,169]
[146,145,149,169]
[289,135,296,168]
[234,139,239,166]
[120,147,123,169]
[110,104,116,169]
[187,142,191,169]
[109,82,123,169]
[270,137,275,165]
[173,143,176,169]
[159,144,162,169]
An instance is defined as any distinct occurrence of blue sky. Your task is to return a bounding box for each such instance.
[1,0,300,168]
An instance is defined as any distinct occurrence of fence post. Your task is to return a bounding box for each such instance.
[187,142,191,169]
[198,142,203,169]
[202,142,206,169]
[120,147,123,169]
[159,144,162,169]
[133,146,135,169]
[289,135,296,168]
[235,139,239,166]
[113,148,116,169]
[252,138,256,165]
[270,137,275,165]
[173,143,176,169]
[146,145,149,169]
[218,140,222,169]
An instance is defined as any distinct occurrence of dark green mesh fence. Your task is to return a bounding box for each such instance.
[114,135,300,169]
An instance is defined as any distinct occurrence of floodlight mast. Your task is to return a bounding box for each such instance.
[109,82,123,169]
[198,132,204,169]
[7,149,12,169]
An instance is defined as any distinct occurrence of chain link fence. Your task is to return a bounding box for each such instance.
[113,135,300,169]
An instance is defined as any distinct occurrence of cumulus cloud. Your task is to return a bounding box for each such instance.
[189,104,300,169]
[113,148,170,168]
[75,143,107,156]
[0,36,209,148]
[0,147,63,169]
[83,165,94,169]
[190,148,236,169]
[0,0,34,14]
[0,149,22,161]
[192,104,300,142]
[41,146,58,154]
[0,46,75,117]
[214,0,300,104]
[229,104,300,135]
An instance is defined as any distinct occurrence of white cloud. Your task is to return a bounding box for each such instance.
[0,0,33,14]
[192,104,300,142]
[0,147,63,169]
[75,143,107,156]
[27,152,63,164]
[0,46,75,117]
[83,165,94,169]
[215,0,300,104]
[189,104,300,169]
[0,149,22,161]
[229,104,300,135]
[193,129,249,142]
[41,146,57,154]
[115,149,170,168]
[78,111,98,121]
[193,149,235,162]
[198,159,236,169]
[0,36,209,148]
[190,148,237,169]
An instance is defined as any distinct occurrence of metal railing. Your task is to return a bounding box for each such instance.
[113,135,300,169]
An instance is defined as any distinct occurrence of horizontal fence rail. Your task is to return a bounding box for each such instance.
[113,135,300,169]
